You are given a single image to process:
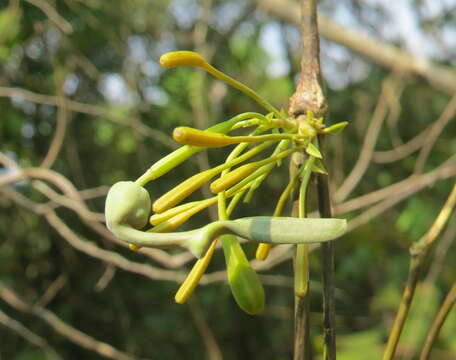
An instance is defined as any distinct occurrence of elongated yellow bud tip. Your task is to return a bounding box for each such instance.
[173,126,232,147]
[149,202,197,226]
[175,240,217,304]
[160,51,207,68]
[129,244,141,251]
[153,170,214,213]
[255,243,272,261]
[210,163,259,194]
[172,127,186,143]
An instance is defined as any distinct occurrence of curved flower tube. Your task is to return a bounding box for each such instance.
[105,181,347,258]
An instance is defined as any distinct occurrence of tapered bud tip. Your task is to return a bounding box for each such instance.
[160,51,207,68]
[172,126,234,147]
[129,244,141,251]
[173,127,185,142]
[322,121,349,134]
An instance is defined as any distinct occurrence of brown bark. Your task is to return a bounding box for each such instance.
[288,0,327,118]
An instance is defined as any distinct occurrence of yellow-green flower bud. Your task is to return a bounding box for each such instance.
[153,169,216,213]
[175,240,218,304]
[149,201,198,226]
[173,127,236,147]
[255,243,272,261]
[173,126,297,148]
[159,51,207,68]
[210,163,260,194]
[221,234,265,314]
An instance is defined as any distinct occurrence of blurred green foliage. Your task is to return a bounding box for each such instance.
[0,0,455,359]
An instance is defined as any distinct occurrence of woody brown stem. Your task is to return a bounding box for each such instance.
[289,0,327,118]
[289,0,331,358]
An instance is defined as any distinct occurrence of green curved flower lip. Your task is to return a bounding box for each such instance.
[109,216,346,259]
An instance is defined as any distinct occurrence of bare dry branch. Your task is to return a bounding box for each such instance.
[255,0,456,96]
[0,282,139,360]
[334,79,389,203]
[414,93,456,174]
[0,87,176,149]
[95,265,116,292]
[41,93,70,169]
[0,172,195,269]
[25,0,73,34]
[36,274,68,308]
[33,180,105,221]
[0,86,104,116]
[420,281,456,360]
[373,130,428,164]
[44,210,186,282]
[335,155,456,215]
[188,299,223,360]
[0,308,58,356]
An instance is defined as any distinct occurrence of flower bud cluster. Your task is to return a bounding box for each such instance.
[105,51,347,314]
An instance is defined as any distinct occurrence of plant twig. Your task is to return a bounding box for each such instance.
[316,154,336,360]
[294,293,311,360]
[383,181,456,360]
[288,0,327,118]
[36,274,68,307]
[414,92,456,174]
[289,0,331,358]
[188,298,223,360]
[0,281,138,360]
[41,90,70,168]
[294,157,314,360]
[334,81,388,203]
[373,129,428,163]
[25,0,73,34]
[420,281,456,360]
[335,155,456,215]
[0,308,61,359]
[0,86,176,149]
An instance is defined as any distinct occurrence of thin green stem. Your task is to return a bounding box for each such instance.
[298,157,315,218]
[204,63,282,118]
[316,137,336,360]
[226,189,247,216]
[152,140,276,213]
[294,156,315,360]
[136,112,263,185]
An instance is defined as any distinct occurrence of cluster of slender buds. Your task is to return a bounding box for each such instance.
[105,51,348,314]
